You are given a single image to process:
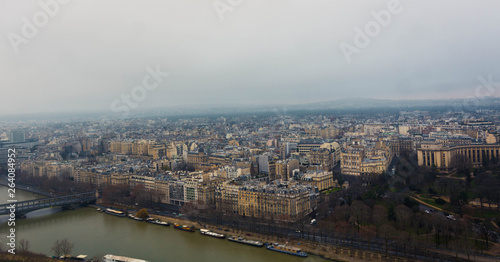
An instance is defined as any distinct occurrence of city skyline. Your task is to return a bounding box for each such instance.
[3,1,500,260]
[1,0,500,115]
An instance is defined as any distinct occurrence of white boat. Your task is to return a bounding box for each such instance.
[105,208,125,217]
[128,214,144,221]
[147,219,170,226]
[102,254,149,262]
[200,229,225,239]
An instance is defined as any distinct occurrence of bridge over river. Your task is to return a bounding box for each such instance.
[0,191,97,217]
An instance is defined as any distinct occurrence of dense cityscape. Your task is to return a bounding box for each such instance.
[0,105,500,261]
[2,1,500,261]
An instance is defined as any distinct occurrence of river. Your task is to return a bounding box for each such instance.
[0,186,329,262]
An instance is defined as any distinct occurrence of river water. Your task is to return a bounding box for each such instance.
[0,186,328,262]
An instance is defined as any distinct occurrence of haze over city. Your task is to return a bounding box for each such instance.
[1,0,500,116]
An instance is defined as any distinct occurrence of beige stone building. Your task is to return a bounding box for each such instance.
[360,156,389,175]
[187,152,207,165]
[154,180,170,204]
[21,161,73,178]
[300,170,338,191]
[129,175,156,191]
[308,148,333,171]
[341,145,390,176]
[111,173,130,185]
[110,140,175,159]
[417,142,500,172]
[196,178,220,207]
[74,170,110,187]
[215,181,241,215]
[237,181,317,222]
[149,144,166,159]
[340,146,364,175]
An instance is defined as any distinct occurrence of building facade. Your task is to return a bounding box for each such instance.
[417,143,500,172]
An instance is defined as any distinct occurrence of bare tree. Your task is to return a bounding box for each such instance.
[379,223,397,257]
[478,219,494,249]
[372,204,388,227]
[332,205,350,222]
[396,230,411,257]
[394,205,413,229]
[349,200,371,231]
[51,238,74,257]
[19,239,30,253]
[459,215,475,260]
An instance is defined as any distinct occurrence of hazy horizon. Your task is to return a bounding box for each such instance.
[2,0,500,116]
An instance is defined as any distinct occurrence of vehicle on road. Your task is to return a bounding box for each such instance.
[446,215,456,221]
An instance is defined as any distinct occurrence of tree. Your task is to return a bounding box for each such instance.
[479,219,494,249]
[459,215,475,260]
[379,223,397,257]
[451,190,469,212]
[332,205,350,222]
[103,184,131,205]
[131,184,147,206]
[349,200,371,231]
[19,239,30,253]
[135,208,149,219]
[394,205,413,229]
[51,238,74,257]
[372,204,388,227]
[474,173,499,209]
[396,230,411,257]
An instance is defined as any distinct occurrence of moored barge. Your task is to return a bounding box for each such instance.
[265,242,308,257]
[104,208,125,217]
[227,236,264,247]
[173,223,195,232]
[102,254,149,262]
[200,229,225,239]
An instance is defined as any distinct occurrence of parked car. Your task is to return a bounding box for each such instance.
[446,215,456,221]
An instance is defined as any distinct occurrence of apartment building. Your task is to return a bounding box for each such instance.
[215,181,241,215]
[238,181,317,222]
[300,170,337,191]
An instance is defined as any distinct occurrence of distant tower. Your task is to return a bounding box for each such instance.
[10,130,25,143]
[258,153,270,174]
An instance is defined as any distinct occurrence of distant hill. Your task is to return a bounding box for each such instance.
[3,97,500,122]
[292,97,500,111]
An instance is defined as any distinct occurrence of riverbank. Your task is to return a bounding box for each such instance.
[88,204,356,261]
[144,212,500,262]
[85,202,499,262]
[7,182,497,262]
[0,252,65,262]
[0,178,52,197]
[145,213,392,262]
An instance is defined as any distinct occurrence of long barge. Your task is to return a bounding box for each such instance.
[102,254,149,262]
[147,218,170,226]
[200,229,225,239]
[104,208,125,217]
[265,242,308,257]
[227,236,264,247]
[173,223,195,232]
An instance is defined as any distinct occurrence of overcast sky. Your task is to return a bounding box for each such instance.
[1,0,500,116]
